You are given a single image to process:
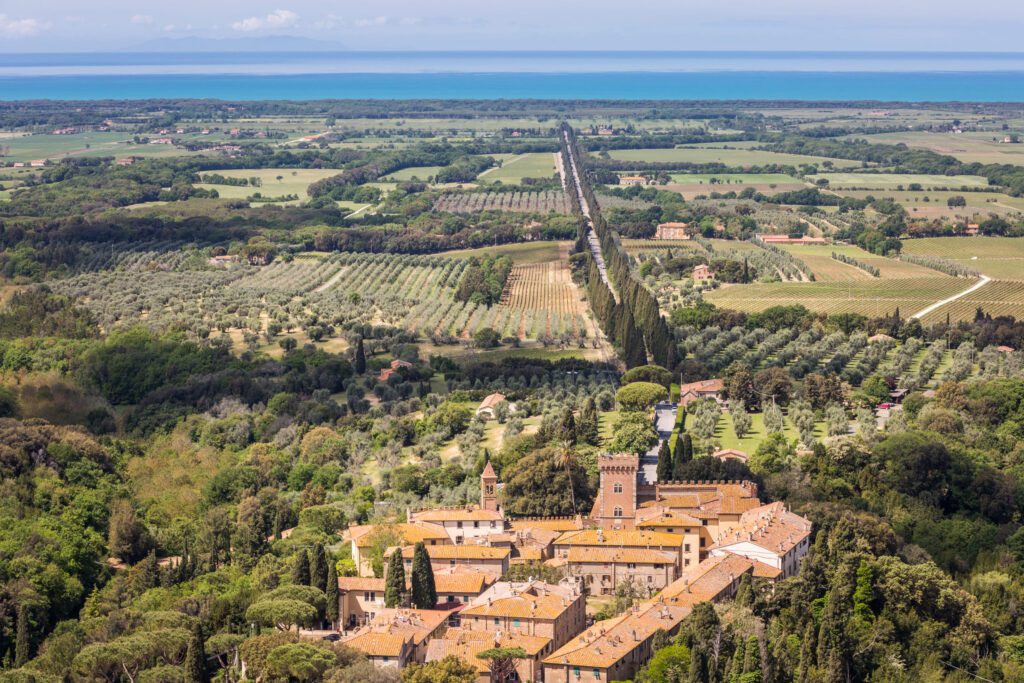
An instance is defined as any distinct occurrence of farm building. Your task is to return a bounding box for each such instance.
[757,234,826,245]
[693,264,715,281]
[619,175,648,186]
[476,392,516,419]
[678,378,724,406]
[713,448,749,463]
[655,222,691,239]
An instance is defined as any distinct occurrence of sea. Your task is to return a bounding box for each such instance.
[2,51,1024,101]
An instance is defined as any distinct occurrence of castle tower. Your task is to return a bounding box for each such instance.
[597,454,639,529]
[481,459,499,512]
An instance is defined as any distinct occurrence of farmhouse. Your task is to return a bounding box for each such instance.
[619,175,647,186]
[678,378,724,406]
[378,359,413,382]
[655,222,691,239]
[692,264,715,281]
[475,392,516,419]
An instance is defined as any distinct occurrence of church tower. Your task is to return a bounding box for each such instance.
[481,459,499,512]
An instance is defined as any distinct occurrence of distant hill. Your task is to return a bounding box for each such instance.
[135,35,348,52]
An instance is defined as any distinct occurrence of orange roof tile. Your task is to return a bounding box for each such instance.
[555,529,683,548]
[410,507,504,523]
[461,580,581,620]
[567,547,677,565]
[398,545,511,561]
[346,522,449,547]
[340,631,410,657]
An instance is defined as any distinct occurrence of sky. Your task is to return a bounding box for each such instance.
[0,0,1022,52]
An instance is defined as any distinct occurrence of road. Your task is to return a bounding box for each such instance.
[640,402,678,485]
[561,129,618,302]
[910,275,991,320]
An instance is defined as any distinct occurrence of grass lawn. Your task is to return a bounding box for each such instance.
[380,166,445,182]
[478,153,558,184]
[599,410,622,443]
[668,172,802,184]
[901,236,1024,280]
[194,168,345,205]
[714,412,830,453]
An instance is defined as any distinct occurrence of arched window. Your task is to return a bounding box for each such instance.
[613,506,623,518]
[613,482,623,494]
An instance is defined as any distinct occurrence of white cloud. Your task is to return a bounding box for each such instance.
[0,14,49,37]
[232,9,299,32]
[131,15,154,25]
[354,16,389,28]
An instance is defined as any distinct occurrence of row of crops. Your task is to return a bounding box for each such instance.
[51,249,593,346]
[433,190,571,214]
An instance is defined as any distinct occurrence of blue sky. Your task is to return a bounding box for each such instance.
[0,1,1020,52]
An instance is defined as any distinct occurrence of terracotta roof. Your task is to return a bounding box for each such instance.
[678,378,724,395]
[461,580,580,620]
[635,509,703,528]
[481,459,497,478]
[513,548,544,562]
[660,554,754,606]
[477,392,507,411]
[427,629,550,673]
[542,602,688,668]
[340,632,410,658]
[346,522,450,548]
[338,577,386,592]
[567,547,677,565]
[710,502,812,556]
[554,529,683,548]
[397,545,511,561]
[747,559,784,579]
[718,496,763,515]
[410,506,503,523]
[434,566,494,595]
[510,518,583,532]
[345,607,457,648]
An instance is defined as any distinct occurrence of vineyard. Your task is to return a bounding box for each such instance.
[901,236,1024,280]
[51,248,595,348]
[433,190,571,214]
[919,280,1024,324]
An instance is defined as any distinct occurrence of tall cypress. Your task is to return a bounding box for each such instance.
[310,543,328,593]
[354,337,367,374]
[672,433,693,479]
[578,397,600,446]
[656,440,672,482]
[384,549,406,608]
[292,549,310,586]
[410,542,437,610]
[325,562,339,629]
[14,604,29,667]
[558,407,577,445]
[184,623,208,683]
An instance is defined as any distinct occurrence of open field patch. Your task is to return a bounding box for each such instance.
[194,168,345,204]
[901,236,1024,280]
[478,153,558,184]
[599,147,863,168]
[843,130,1024,164]
[919,280,1024,323]
[810,173,991,190]
[782,244,943,281]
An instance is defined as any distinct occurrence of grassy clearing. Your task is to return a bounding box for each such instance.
[901,237,1024,280]
[194,168,345,204]
[714,412,829,453]
[810,173,990,190]
[844,131,1024,165]
[478,153,558,184]
[600,147,863,168]
[668,173,802,184]
[830,189,1024,219]
[380,166,445,182]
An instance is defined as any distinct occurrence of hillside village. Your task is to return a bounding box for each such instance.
[330,397,812,681]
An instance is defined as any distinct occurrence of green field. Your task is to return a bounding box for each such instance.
[901,236,1024,280]
[832,189,1024,219]
[441,240,566,264]
[782,244,944,281]
[810,173,990,190]
[194,168,345,204]
[478,152,558,184]
[844,130,1024,165]
[380,166,446,182]
[668,173,802,184]
[600,146,863,168]
[919,280,1024,324]
[714,412,829,453]
[705,276,966,318]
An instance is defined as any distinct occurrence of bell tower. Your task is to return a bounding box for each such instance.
[481,458,499,512]
[598,453,639,529]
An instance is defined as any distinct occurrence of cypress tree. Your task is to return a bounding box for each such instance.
[184,623,208,683]
[355,337,367,374]
[141,549,159,590]
[578,397,600,446]
[672,433,693,479]
[14,604,29,667]
[310,542,328,593]
[325,561,339,629]
[272,508,284,540]
[384,549,406,608]
[409,542,437,609]
[656,440,672,482]
[292,549,310,586]
[558,407,577,445]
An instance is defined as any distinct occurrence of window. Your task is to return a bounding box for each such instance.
[684,543,690,552]
[573,667,581,678]
[613,482,623,494]
[684,528,692,534]
[450,560,456,566]
[685,559,691,566]
[489,521,496,528]
[473,521,479,528]
[666,528,674,533]
[457,521,463,529]
[594,669,601,678]
[627,563,636,569]
[647,575,653,583]
[494,617,500,625]
[447,595,455,603]
[613,506,623,518]
[513,618,520,627]
[700,538,706,547]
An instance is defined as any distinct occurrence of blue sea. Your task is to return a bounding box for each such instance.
[2,51,1024,101]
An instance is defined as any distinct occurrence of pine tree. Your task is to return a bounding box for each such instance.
[184,623,208,683]
[384,549,406,608]
[14,604,29,667]
[292,549,310,586]
[410,542,437,609]
[325,561,339,629]
[310,543,328,593]
[354,337,367,374]
[656,439,672,482]
[141,549,160,590]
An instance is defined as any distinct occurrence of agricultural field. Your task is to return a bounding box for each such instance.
[193,168,346,204]
[500,260,597,340]
[477,152,559,184]
[705,276,968,318]
[433,189,571,214]
[919,280,1024,324]
[599,146,864,168]
[843,130,1024,164]
[901,236,1024,280]
[781,243,944,281]
[442,241,566,264]
[809,173,991,190]
[829,189,1024,219]
[661,172,807,198]
[380,165,445,182]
